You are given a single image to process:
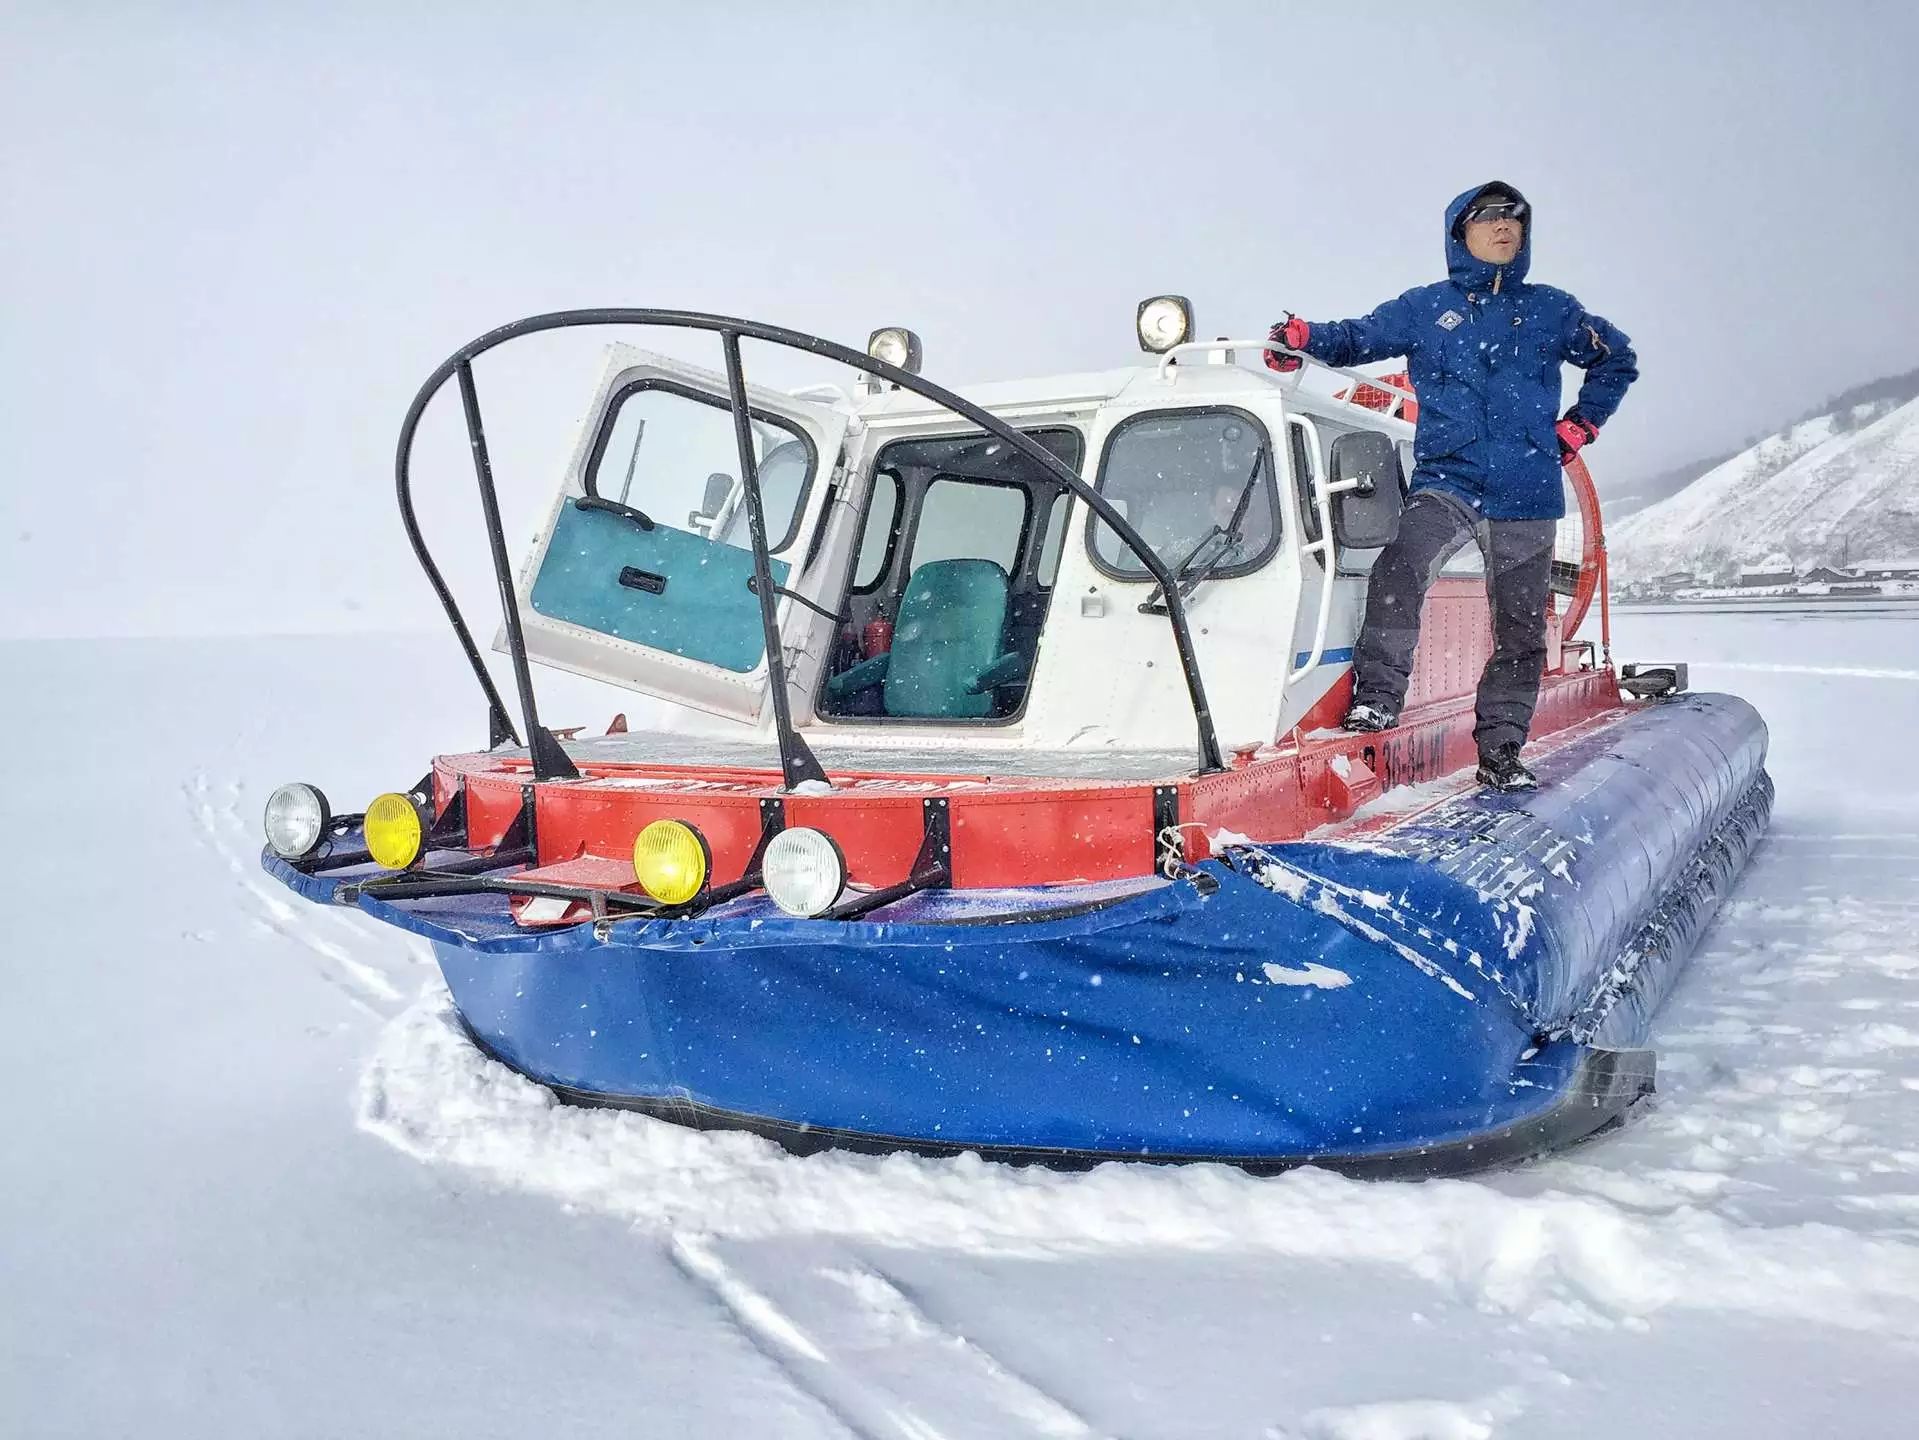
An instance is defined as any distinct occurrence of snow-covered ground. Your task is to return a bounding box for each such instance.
[7,611,1918,1438]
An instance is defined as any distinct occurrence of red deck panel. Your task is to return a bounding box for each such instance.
[432,587,1619,895]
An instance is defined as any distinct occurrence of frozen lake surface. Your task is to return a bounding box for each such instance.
[6,608,1918,1438]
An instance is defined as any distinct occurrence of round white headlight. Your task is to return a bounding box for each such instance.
[866,326,923,374]
[762,827,848,918]
[1136,295,1194,354]
[264,782,331,860]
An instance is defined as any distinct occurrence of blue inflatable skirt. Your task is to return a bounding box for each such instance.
[269,694,1771,1175]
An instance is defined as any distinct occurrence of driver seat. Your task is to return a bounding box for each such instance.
[825,559,1023,719]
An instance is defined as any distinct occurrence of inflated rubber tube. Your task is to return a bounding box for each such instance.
[1233,692,1772,1049]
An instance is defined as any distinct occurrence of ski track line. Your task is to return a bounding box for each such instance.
[669,1233,1101,1440]
[803,1248,1100,1440]
[183,772,416,1013]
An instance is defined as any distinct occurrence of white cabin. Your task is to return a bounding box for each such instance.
[505,319,1418,761]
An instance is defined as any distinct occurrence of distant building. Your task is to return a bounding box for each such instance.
[1800,565,1860,585]
[1856,558,1919,581]
[1737,564,1795,588]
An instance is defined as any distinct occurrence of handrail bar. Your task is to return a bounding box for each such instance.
[1155,339,1416,422]
[1288,473,1366,684]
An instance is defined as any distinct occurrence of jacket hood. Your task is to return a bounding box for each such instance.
[1446,181,1531,291]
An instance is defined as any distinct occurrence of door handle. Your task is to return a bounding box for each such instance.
[577,495,656,531]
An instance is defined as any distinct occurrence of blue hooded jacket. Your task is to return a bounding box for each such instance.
[1299,182,1637,520]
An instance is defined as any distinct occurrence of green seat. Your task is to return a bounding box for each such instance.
[827,559,1021,719]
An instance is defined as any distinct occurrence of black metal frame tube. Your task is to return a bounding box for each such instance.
[400,382,520,750]
[720,331,827,789]
[455,363,578,780]
[394,309,1225,775]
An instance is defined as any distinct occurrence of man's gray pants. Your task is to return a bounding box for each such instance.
[1350,489,1556,755]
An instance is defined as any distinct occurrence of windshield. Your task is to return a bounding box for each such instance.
[587,381,814,551]
[1089,409,1279,579]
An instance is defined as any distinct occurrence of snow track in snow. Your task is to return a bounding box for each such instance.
[670,1234,1101,1440]
[182,769,427,1015]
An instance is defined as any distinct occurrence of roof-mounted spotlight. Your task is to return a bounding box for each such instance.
[1136,295,1194,354]
[867,327,923,375]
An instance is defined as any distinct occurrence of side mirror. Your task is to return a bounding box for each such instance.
[690,472,738,533]
[1329,432,1404,550]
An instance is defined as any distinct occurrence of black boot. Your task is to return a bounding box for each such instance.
[1342,701,1398,733]
[1476,742,1538,792]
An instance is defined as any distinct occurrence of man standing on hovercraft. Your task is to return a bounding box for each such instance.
[1267,181,1637,791]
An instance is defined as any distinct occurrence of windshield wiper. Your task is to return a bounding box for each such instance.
[1138,442,1266,615]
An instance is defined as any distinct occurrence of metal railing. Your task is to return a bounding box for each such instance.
[1154,338,1418,422]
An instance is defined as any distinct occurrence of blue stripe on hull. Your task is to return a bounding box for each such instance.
[1292,646,1355,669]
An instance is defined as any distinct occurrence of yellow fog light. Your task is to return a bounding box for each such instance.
[364,791,429,870]
[633,819,710,905]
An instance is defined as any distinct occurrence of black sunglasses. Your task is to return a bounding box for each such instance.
[1463,199,1528,226]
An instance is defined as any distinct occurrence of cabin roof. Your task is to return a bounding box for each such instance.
[845,360,1414,435]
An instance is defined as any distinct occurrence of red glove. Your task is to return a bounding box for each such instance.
[1555,411,1599,467]
[1264,315,1310,372]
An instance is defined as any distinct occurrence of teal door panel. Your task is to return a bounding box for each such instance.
[529,503,789,674]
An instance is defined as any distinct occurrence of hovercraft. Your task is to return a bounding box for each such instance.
[261,304,1771,1177]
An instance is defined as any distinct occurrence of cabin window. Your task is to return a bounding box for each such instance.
[585,380,814,554]
[1035,492,1071,588]
[851,473,901,591]
[818,427,1079,725]
[1087,408,1279,580]
[910,478,1029,575]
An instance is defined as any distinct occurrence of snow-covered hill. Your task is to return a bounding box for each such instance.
[1609,396,1919,580]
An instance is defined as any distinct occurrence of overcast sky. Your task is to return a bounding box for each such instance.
[5,1,1916,637]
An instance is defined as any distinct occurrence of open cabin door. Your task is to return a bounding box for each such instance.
[508,345,849,723]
